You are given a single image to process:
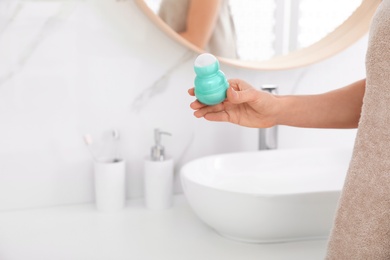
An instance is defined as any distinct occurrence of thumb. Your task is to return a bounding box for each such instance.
[227,85,257,104]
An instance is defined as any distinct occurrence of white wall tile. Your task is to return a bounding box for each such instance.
[0,0,366,210]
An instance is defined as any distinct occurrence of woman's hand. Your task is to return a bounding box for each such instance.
[190,78,366,129]
[189,79,279,128]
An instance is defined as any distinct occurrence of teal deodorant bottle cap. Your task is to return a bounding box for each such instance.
[194,53,229,105]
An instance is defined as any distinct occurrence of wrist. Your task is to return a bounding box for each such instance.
[272,95,294,126]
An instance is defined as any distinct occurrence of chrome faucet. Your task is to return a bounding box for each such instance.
[259,85,278,150]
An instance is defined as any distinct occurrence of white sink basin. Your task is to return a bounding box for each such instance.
[180,148,352,243]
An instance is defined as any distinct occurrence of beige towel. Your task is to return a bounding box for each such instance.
[326,1,390,259]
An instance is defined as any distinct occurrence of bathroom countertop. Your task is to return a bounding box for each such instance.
[0,195,327,260]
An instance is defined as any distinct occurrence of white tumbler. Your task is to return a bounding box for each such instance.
[94,159,126,212]
[144,158,174,210]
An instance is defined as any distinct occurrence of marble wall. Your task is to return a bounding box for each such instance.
[0,0,364,211]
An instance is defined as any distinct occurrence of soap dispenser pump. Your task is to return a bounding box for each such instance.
[151,129,171,161]
[144,128,174,210]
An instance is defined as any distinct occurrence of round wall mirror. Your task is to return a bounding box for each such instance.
[135,0,381,70]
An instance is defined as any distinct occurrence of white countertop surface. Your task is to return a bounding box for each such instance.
[0,195,327,260]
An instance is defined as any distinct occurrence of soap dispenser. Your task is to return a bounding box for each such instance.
[194,53,229,105]
[144,128,174,210]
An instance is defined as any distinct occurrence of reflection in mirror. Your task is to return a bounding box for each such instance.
[149,0,239,59]
[143,0,362,61]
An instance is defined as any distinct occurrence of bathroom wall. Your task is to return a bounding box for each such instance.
[0,0,365,211]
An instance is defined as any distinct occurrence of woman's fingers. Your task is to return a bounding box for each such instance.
[188,87,195,96]
[189,87,207,110]
[193,102,226,118]
[190,100,207,110]
[204,111,230,122]
[227,80,258,104]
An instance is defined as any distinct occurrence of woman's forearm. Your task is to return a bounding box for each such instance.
[181,0,221,49]
[275,79,366,128]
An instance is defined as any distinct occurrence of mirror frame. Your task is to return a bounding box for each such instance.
[135,0,381,70]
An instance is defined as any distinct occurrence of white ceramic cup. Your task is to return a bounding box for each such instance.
[94,158,126,212]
